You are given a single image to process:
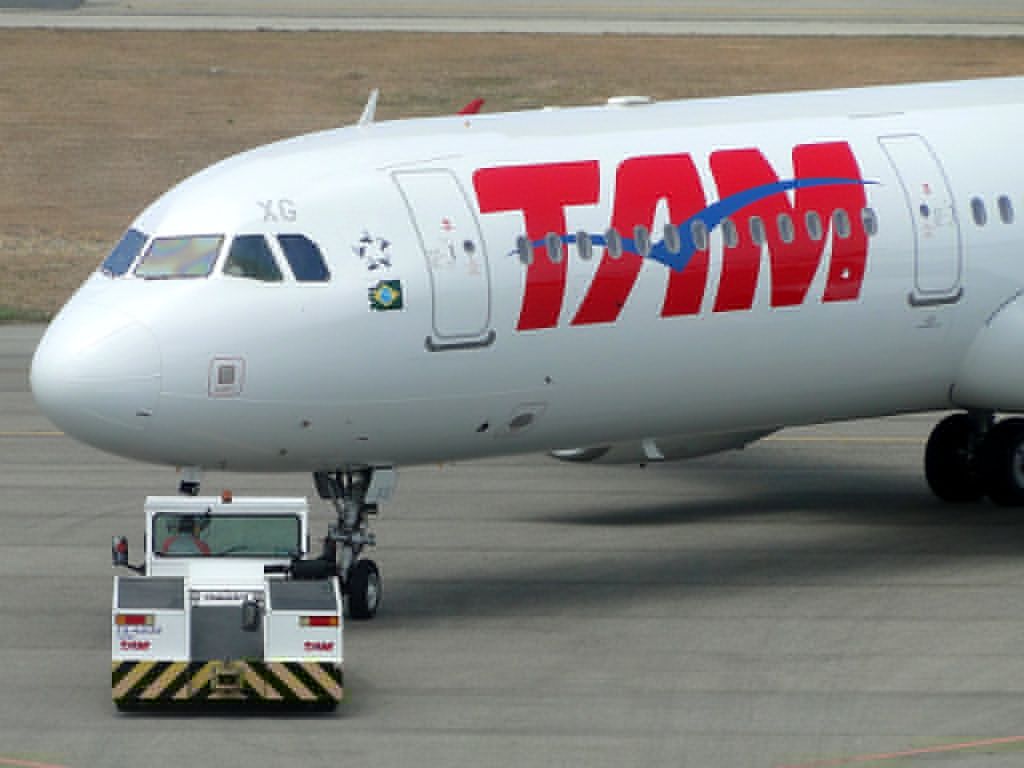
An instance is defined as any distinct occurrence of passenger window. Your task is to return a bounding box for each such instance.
[861,207,879,237]
[690,220,709,252]
[545,232,563,263]
[102,228,148,277]
[833,209,851,240]
[971,197,988,227]
[633,225,651,257]
[278,234,330,282]
[605,228,623,259]
[777,214,795,244]
[998,195,1015,225]
[749,216,766,246]
[721,218,739,248]
[576,231,593,261]
[516,235,533,265]
[135,235,222,279]
[805,211,823,242]
[663,224,681,255]
[224,235,283,282]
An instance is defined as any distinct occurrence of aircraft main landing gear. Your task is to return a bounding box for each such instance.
[314,467,396,620]
[924,412,987,502]
[925,411,1024,506]
[978,417,1024,506]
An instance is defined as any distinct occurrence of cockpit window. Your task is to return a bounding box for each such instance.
[278,234,330,282]
[223,235,283,282]
[101,229,148,277]
[135,235,222,279]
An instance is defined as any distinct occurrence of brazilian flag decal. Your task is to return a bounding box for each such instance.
[369,280,403,311]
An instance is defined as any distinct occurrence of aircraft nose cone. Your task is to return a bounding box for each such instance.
[31,302,162,445]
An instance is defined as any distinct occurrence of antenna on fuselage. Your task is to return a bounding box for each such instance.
[359,89,380,126]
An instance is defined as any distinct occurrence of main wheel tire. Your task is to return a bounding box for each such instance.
[924,413,983,503]
[981,418,1024,506]
[347,559,381,621]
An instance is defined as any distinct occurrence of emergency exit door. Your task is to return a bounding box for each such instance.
[879,134,963,305]
[394,171,493,349]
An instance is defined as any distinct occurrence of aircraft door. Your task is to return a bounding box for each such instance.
[394,171,494,350]
[879,134,963,305]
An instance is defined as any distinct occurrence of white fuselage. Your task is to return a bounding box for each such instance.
[30,77,1024,472]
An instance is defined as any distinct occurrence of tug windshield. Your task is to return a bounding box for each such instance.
[153,513,301,558]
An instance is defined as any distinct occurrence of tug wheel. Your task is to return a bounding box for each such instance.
[347,559,381,621]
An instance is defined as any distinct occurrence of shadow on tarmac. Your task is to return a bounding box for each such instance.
[382,455,1024,624]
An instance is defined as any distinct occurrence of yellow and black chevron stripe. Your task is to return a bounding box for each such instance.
[112,660,342,707]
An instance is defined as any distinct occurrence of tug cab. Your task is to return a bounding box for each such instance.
[111,495,342,710]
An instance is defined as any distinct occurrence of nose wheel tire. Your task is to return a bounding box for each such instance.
[980,418,1024,507]
[924,413,984,503]
[346,559,381,621]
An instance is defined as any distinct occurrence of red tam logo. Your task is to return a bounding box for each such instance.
[474,141,871,330]
[304,641,335,652]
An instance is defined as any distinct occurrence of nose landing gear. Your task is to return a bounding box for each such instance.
[314,467,396,620]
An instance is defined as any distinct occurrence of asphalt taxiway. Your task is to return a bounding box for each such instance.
[1,0,1024,35]
[4,324,1024,767]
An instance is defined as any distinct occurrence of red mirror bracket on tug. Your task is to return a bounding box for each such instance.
[111,535,145,574]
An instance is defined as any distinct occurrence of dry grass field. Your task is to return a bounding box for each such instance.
[2,30,1024,320]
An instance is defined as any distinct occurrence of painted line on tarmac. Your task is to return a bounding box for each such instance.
[766,435,922,444]
[777,734,1024,768]
[0,757,70,768]
[0,431,62,437]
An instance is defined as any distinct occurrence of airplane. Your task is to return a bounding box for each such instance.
[30,76,1024,619]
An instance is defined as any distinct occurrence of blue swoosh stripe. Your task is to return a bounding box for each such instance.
[526,176,873,273]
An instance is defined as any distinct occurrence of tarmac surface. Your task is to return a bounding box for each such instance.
[1,0,1024,35]
[4,323,1024,767]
